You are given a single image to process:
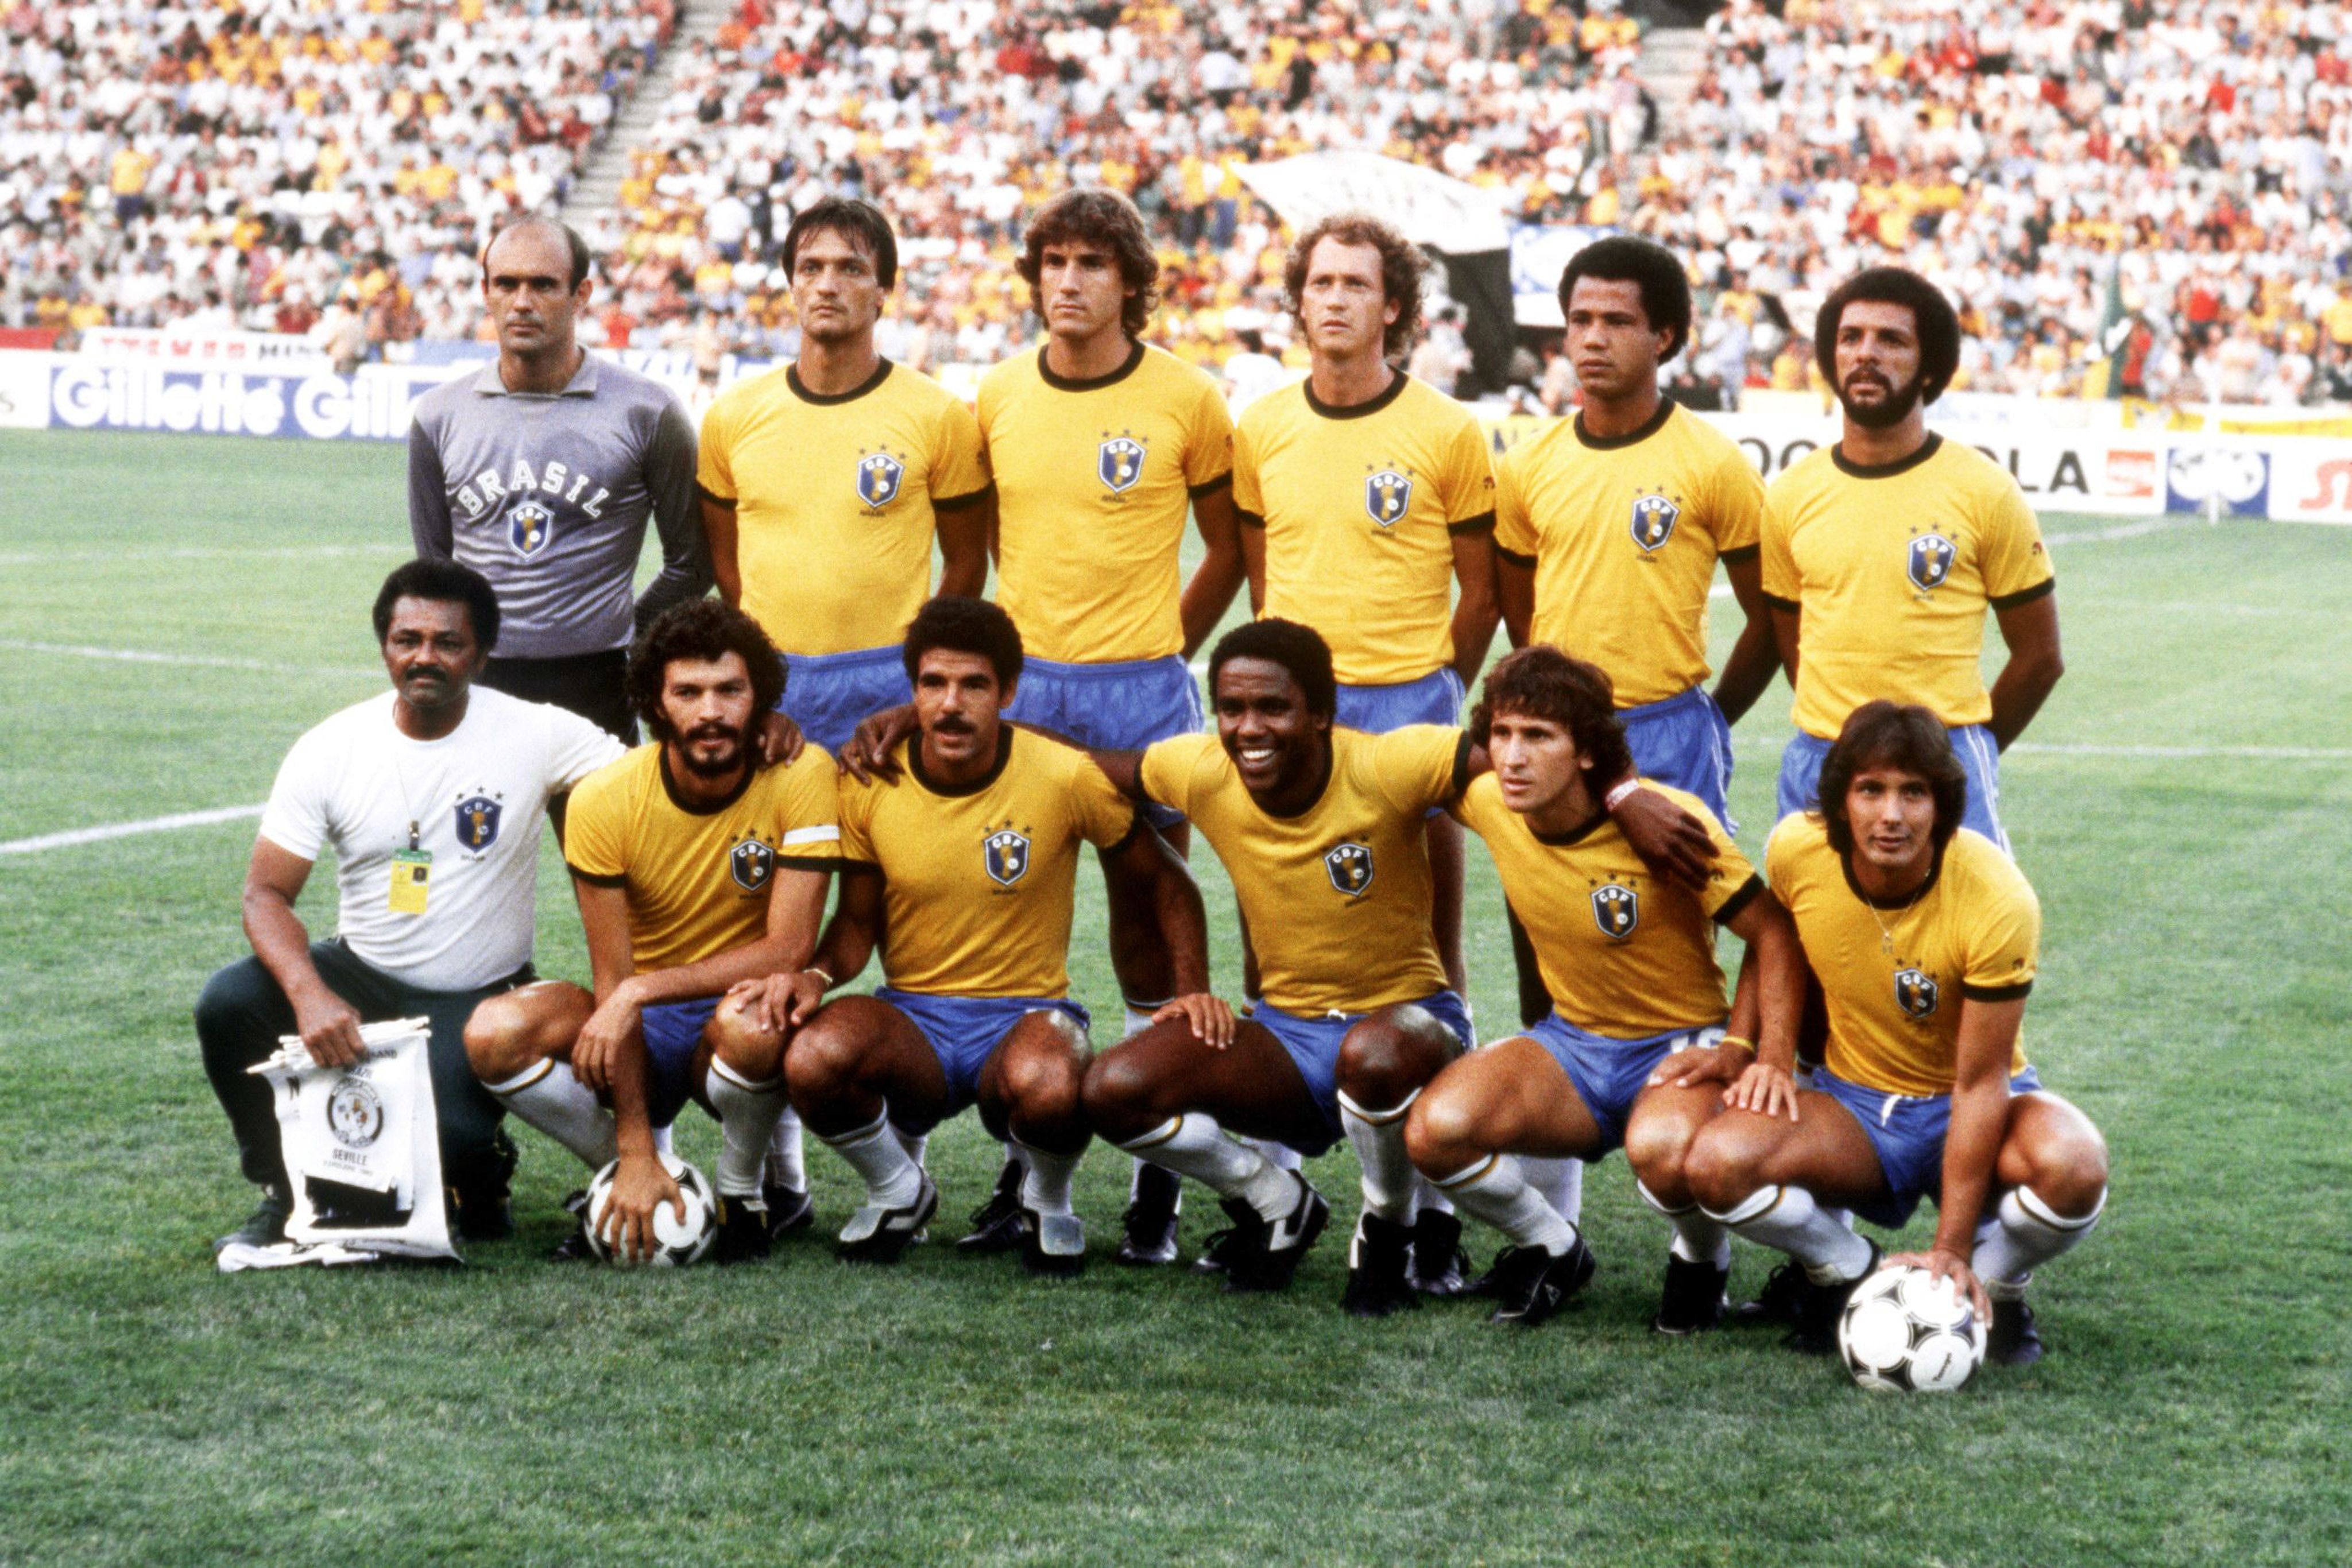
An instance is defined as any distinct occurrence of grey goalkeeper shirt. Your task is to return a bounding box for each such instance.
[408,353,710,660]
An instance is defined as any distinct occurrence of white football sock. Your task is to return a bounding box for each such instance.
[651,1122,674,1156]
[1122,1001,1163,1040]
[1637,1178,1732,1269]
[1338,1087,1421,1223]
[1973,1184,2105,1296]
[484,1059,615,1170]
[1522,1155,1584,1225]
[1243,1135,1302,1172]
[821,1111,923,1210]
[706,1059,789,1200]
[1704,1183,1876,1284]
[1434,1153,1576,1256]
[1120,1114,1293,1219]
[764,1108,806,1191]
[898,1129,929,1168]
[1015,1140,1081,1218]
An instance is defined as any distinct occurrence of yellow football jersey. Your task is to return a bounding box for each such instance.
[981,340,1235,664]
[1765,813,2037,1098]
[1140,725,1465,1015]
[1760,435,2053,738]
[837,730,1137,998]
[564,744,842,974]
[1233,374,1496,684]
[1493,401,1764,707]
[1453,776,1758,1037]
[698,361,991,657]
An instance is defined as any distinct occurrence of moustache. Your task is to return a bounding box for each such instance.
[933,717,976,735]
[685,722,742,745]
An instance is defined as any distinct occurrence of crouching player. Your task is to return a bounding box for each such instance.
[760,598,1213,1275]
[1403,648,1805,1329]
[1080,622,1721,1312]
[464,601,839,1262]
[1676,703,2107,1360]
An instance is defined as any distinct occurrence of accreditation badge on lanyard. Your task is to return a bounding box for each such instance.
[389,847,432,914]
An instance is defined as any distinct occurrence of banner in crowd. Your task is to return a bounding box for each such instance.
[76,326,338,365]
[1508,225,1611,328]
[1235,152,1514,255]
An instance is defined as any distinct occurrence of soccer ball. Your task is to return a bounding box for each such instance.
[582,1153,718,1267]
[1837,1263,1987,1392]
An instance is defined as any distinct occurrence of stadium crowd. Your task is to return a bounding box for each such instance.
[5,0,2351,407]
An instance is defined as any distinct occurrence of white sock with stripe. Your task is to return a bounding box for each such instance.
[1016,1140,1081,1218]
[484,1059,614,1170]
[821,1111,923,1210]
[1523,1155,1584,1225]
[764,1107,807,1191]
[1972,1184,2105,1297]
[1434,1153,1576,1256]
[1337,1087,1420,1224]
[1119,1114,1292,1219]
[1705,1183,1875,1284]
[706,1059,790,1201]
[1637,1178,1732,1269]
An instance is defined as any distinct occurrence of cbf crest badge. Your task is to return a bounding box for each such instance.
[729,838,774,893]
[1324,842,1374,897]
[1630,494,1679,553]
[1894,967,1940,1020]
[1098,436,1146,494]
[454,795,502,852]
[984,829,1031,888]
[856,452,906,509]
[1907,532,1956,591]
[1591,882,1639,939]
[508,500,554,558]
[1365,469,1413,527]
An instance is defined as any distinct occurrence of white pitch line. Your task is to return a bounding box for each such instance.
[2043,517,2192,546]
[0,544,406,567]
[0,638,377,677]
[0,803,262,857]
[1730,737,2352,761]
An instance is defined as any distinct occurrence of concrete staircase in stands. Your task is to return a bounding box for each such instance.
[563,0,734,217]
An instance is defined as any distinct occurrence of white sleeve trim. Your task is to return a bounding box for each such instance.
[781,824,840,847]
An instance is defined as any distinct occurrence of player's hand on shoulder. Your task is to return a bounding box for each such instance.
[1887,1246,1991,1322]
[292,988,367,1068]
[755,710,804,768]
[837,704,919,783]
[598,1150,684,1265]
[1155,993,1236,1050]
[1611,785,1716,892]
[1723,1059,1799,1121]
[572,984,644,1094]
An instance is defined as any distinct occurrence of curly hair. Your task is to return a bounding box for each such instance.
[1282,211,1426,361]
[903,595,1024,689]
[627,599,784,743]
[1018,188,1159,338]
[1813,266,1961,406]
[1207,618,1336,721]
[1469,646,1633,793]
[1816,700,1970,855]
[1557,235,1693,362]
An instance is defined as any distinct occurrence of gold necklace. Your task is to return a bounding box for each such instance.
[1860,864,1932,955]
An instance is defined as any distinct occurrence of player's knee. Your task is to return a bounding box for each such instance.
[783,1015,861,1104]
[1622,1105,1698,1192]
[193,962,268,1060]
[705,999,783,1082]
[1402,1086,1477,1172]
[2030,1122,2111,1218]
[462,994,536,1082]
[1078,1050,1154,1139]
[1336,1029,1442,1112]
[1681,1123,1764,1213]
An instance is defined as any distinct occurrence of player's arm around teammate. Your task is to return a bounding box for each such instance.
[463,604,836,1262]
[1676,704,2107,1362]
[1401,648,1804,1330]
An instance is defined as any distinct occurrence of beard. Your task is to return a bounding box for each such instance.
[1835,365,1927,429]
[676,721,746,777]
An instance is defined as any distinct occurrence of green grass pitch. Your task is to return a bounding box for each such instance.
[1,428,2347,1566]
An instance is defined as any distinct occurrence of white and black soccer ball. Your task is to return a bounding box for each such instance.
[1837,1262,1987,1392]
[582,1153,718,1267]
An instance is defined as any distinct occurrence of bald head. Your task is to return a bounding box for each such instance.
[481,218,592,371]
[482,218,590,292]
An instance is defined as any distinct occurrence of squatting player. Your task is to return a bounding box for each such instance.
[1676,703,2109,1361]
[1402,647,1805,1331]
[760,599,1215,1275]
[698,198,992,750]
[1076,621,1720,1314]
[969,187,1245,1264]
[1235,212,1499,1000]
[1761,266,2065,848]
[462,601,840,1261]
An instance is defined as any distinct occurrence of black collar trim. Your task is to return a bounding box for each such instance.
[1831,432,1943,479]
[659,748,757,816]
[1840,841,1946,908]
[1573,396,1676,451]
[910,727,1014,797]
[1305,369,1409,421]
[788,358,893,406]
[1039,337,1145,392]
[1531,803,1610,846]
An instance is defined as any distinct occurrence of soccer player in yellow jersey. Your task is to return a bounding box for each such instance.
[1073,621,1720,1314]
[1402,648,1806,1331]
[757,599,1214,1276]
[972,188,1244,1264]
[1761,268,2066,850]
[1678,704,2109,1362]
[462,602,841,1264]
[1234,214,1499,994]
[697,199,992,752]
[1495,239,1775,824]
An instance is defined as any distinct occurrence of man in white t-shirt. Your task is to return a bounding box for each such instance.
[196,561,624,1253]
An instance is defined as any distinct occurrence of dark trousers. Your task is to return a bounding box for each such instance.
[195,939,528,1193]
[481,648,635,744]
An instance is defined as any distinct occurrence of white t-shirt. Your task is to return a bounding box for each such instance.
[258,687,624,992]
